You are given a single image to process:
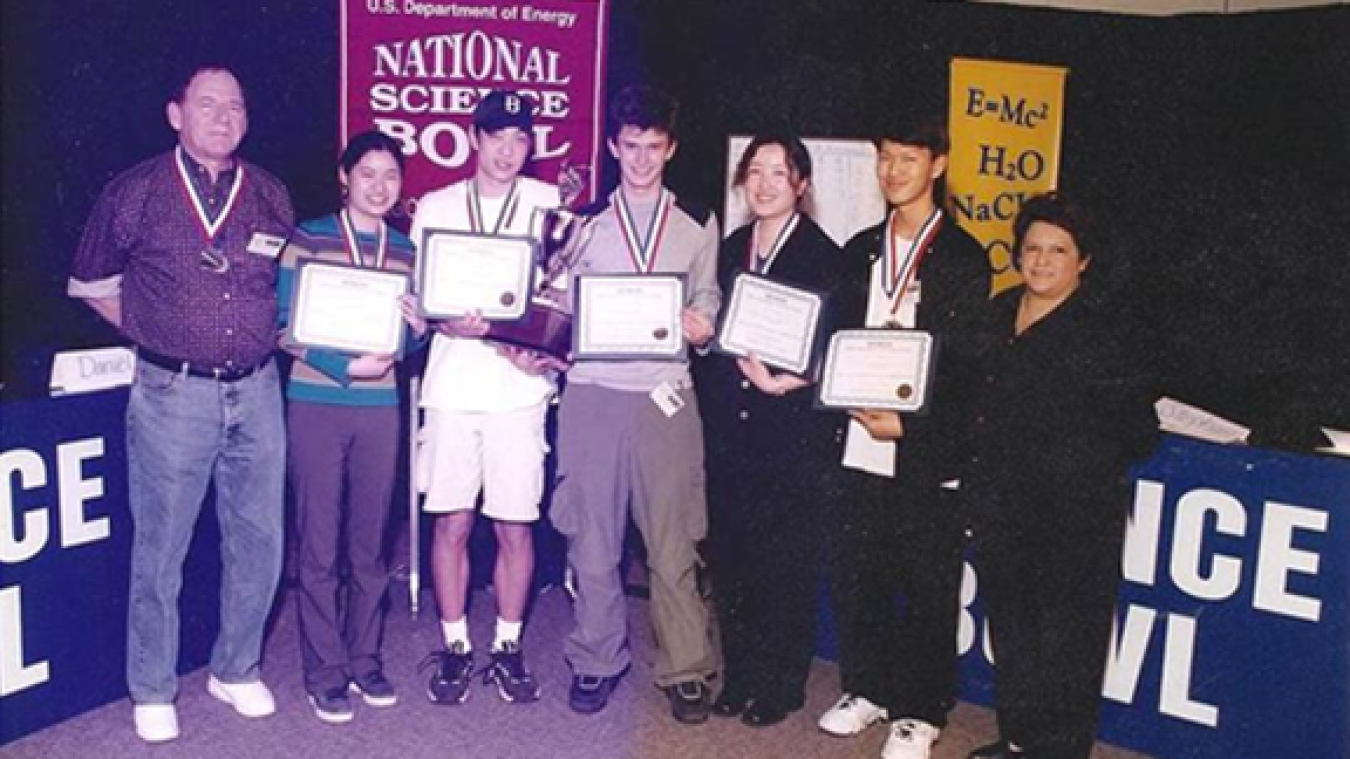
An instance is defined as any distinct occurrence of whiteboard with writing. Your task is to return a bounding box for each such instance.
[723,136,886,247]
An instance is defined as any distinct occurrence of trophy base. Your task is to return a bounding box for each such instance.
[484,298,573,362]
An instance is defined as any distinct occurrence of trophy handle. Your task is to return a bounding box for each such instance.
[533,208,596,297]
[558,160,591,208]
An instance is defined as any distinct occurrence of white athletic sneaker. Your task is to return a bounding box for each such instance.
[207,675,277,717]
[817,693,888,736]
[882,718,940,759]
[133,703,179,743]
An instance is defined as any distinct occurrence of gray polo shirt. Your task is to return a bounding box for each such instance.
[567,189,721,392]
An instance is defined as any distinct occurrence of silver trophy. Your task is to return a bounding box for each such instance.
[483,161,593,361]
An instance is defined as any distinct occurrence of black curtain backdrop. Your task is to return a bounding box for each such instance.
[3,0,1348,451]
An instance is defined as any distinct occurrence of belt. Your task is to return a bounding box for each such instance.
[137,348,267,382]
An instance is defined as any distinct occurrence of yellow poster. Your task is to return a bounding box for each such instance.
[947,58,1068,294]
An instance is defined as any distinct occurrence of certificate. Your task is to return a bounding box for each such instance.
[714,271,825,375]
[287,260,410,356]
[572,274,685,360]
[418,229,536,320]
[817,329,937,412]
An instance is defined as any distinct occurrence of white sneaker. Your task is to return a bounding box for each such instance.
[133,703,179,743]
[817,693,888,736]
[207,675,276,717]
[882,718,940,759]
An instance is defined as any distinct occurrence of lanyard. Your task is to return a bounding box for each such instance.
[615,188,673,273]
[745,212,799,275]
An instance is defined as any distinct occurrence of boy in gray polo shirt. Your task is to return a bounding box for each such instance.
[552,85,721,724]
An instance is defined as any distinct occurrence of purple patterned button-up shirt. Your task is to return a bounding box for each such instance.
[70,149,294,368]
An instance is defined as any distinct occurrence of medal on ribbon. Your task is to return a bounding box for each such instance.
[338,209,388,270]
[745,212,800,275]
[467,179,522,236]
[616,188,673,273]
[882,207,943,321]
[175,146,244,274]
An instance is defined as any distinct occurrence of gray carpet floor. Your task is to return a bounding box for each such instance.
[5,580,1155,759]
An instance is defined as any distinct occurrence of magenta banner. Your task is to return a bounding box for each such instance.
[340,0,610,218]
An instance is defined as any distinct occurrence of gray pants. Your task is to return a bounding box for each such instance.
[551,382,718,687]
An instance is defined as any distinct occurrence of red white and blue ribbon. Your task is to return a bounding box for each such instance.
[467,178,522,235]
[616,188,673,273]
[884,207,943,317]
[174,145,244,243]
[745,212,799,275]
[338,209,388,270]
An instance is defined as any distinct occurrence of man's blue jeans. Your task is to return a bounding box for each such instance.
[124,360,285,704]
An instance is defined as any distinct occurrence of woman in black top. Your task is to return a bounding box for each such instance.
[697,134,842,727]
[960,194,1158,759]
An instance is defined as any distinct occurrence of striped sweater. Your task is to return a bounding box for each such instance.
[277,213,420,406]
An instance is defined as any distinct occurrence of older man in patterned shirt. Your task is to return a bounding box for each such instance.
[68,65,293,745]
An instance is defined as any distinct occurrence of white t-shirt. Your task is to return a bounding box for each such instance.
[841,235,921,478]
[412,177,562,412]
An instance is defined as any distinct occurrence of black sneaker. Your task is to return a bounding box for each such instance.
[308,685,354,724]
[483,641,541,704]
[664,680,710,725]
[418,644,474,705]
[568,673,622,715]
[349,669,398,707]
[711,682,750,718]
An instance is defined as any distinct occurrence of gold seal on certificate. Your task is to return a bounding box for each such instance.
[286,260,411,356]
[572,274,685,361]
[713,271,825,375]
[816,329,936,412]
[418,229,537,320]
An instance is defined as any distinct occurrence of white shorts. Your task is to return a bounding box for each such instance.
[417,402,550,522]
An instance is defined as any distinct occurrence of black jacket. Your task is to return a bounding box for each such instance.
[958,286,1160,526]
[696,214,843,467]
[833,215,991,484]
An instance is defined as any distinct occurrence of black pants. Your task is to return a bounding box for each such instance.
[973,487,1126,759]
[828,468,966,727]
[707,461,826,709]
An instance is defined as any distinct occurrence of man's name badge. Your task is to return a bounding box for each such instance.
[247,233,286,258]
